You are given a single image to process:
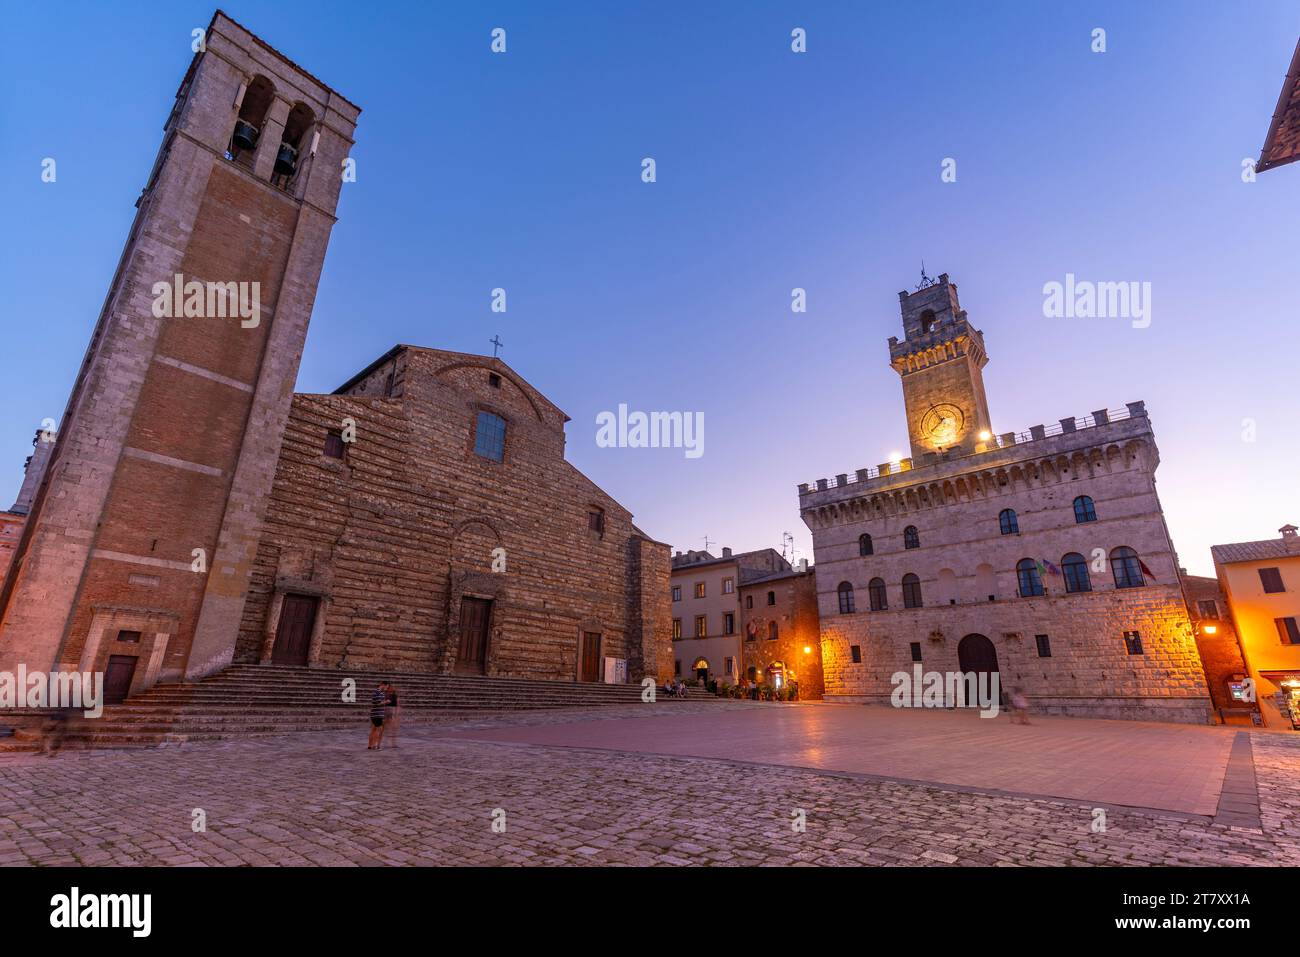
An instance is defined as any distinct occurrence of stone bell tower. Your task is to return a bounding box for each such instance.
[0,12,360,687]
[887,273,992,460]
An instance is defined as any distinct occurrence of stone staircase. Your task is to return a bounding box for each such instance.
[0,663,714,752]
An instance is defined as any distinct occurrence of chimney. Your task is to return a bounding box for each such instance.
[722,547,732,558]
[1282,524,1299,552]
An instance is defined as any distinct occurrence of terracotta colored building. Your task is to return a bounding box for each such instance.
[1257,37,1300,173]
[738,565,823,699]
[1180,572,1257,724]
[800,274,1210,723]
[1211,526,1300,730]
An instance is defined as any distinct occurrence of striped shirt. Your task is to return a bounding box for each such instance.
[370,687,387,720]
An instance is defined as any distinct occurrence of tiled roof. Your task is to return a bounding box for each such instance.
[1211,538,1300,565]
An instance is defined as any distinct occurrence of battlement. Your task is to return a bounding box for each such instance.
[798,401,1149,501]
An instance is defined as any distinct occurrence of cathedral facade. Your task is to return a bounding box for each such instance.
[799,275,1211,723]
[0,13,671,698]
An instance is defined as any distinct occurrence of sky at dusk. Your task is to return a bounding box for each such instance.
[1,0,1297,577]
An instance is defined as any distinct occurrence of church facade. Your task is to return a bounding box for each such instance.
[799,275,1211,723]
[238,345,672,682]
[0,12,671,697]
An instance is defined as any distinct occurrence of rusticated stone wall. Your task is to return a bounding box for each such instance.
[238,346,671,683]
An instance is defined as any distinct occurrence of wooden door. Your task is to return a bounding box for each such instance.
[957,633,1000,707]
[103,655,138,704]
[457,597,491,674]
[272,594,318,666]
[580,632,602,683]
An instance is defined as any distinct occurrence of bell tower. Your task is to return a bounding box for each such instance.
[887,273,992,460]
[0,12,360,684]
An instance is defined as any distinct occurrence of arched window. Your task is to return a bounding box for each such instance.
[902,573,923,608]
[273,102,316,189]
[1062,552,1091,593]
[868,577,887,611]
[1017,558,1044,597]
[837,581,856,614]
[999,509,1019,535]
[228,74,275,167]
[768,621,779,640]
[858,533,873,556]
[904,526,920,549]
[1073,495,1097,524]
[1110,546,1145,589]
[919,309,936,333]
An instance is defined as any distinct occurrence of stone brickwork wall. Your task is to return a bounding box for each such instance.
[1181,574,1252,718]
[0,12,359,698]
[238,347,670,682]
[803,415,1210,722]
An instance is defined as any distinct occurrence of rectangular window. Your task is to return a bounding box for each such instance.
[587,509,605,535]
[671,585,681,602]
[1196,599,1219,619]
[1276,617,1300,645]
[767,591,775,606]
[674,659,681,676]
[324,430,345,459]
[909,642,922,662]
[473,411,506,462]
[723,612,735,635]
[745,595,753,609]
[724,656,734,676]
[850,645,862,663]
[694,616,707,638]
[116,630,142,643]
[672,618,682,640]
[1035,634,1051,658]
[722,577,734,594]
[694,582,706,599]
[1123,631,1144,655]
[1260,567,1286,593]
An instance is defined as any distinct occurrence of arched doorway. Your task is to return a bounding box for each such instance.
[957,633,999,707]
[692,657,709,685]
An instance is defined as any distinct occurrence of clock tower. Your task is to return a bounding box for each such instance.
[887,273,992,460]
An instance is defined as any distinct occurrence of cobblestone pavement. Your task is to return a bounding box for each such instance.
[0,703,1297,866]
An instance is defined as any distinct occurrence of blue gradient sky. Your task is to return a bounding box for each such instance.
[1,1,1296,576]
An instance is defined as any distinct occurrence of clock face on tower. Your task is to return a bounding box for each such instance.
[919,403,964,448]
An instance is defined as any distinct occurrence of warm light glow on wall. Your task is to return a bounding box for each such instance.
[803,645,812,654]
[978,430,992,441]
[1202,623,1218,635]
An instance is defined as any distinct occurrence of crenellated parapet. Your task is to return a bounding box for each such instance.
[799,401,1154,530]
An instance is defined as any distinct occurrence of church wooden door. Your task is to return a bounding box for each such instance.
[580,632,602,683]
[272,594,318,666]
[457,597,491,674]
[103,655,138,705]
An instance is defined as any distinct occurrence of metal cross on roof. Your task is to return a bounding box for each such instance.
[489,335,504,357]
